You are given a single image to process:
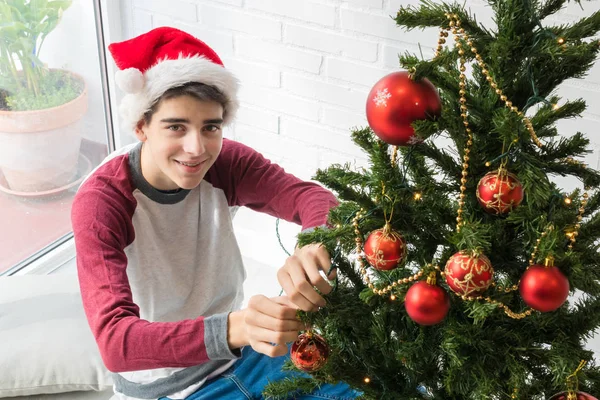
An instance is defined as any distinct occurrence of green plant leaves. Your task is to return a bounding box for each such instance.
[0,0,73,106]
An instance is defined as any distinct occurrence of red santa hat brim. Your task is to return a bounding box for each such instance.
[117,55,239,133]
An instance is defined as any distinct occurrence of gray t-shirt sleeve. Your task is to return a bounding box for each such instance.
[204,313,242,360]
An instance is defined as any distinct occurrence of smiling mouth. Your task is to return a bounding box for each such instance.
[176,160,202,167]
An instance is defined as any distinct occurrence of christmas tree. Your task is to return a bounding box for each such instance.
[265,1,600,399]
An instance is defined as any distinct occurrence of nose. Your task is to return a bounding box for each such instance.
[182,131,205,155]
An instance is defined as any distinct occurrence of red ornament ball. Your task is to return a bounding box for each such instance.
[549,392,597,400]
[364,224,407,271]
[405,281,450,325]
[519,264,569,312]
[476,169,524,214]
[444,251,494,296]
[366,71,442,146]
[291,332,330,373]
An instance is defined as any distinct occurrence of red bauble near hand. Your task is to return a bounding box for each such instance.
[549,391,597,400]
[405,280,450,325]
[366,71,442,146]
[445,251,494,296]
[519,257,569,312]
[364,224,407,271]
[476,168,524,214]
[291,332,330,373]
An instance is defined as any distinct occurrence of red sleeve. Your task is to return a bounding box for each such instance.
[72,157,214,372]
[205,139,338,230]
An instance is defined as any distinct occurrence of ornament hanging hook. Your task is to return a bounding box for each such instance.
[566,359,587,398]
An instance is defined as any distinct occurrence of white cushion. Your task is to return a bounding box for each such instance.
[0,273,113,397]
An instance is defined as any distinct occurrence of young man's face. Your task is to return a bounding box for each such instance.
[135,95,224,191]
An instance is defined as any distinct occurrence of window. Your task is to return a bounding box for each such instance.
[0,0,112,275]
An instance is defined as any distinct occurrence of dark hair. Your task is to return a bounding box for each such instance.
[143,82,229,124]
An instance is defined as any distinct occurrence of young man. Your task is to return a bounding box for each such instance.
[72,27,358,399]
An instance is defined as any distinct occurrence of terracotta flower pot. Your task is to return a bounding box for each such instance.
[0,70,87,193]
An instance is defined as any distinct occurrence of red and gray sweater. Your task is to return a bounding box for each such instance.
[71,139,337,399]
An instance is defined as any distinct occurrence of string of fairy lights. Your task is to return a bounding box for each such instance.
[275,9,595,395]
[353,12,594,390]
[360,13,589,317]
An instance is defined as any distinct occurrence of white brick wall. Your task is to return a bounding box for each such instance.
[133,0,197,22]
[118,0,600,272]
[285,25,379,62]
[199,4,282,40]
[246,0,337,27]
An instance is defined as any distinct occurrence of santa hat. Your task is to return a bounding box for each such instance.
[108,26,239,133]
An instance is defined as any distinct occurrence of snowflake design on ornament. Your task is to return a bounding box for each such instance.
[373,88,392,107]
[407,135,423,145]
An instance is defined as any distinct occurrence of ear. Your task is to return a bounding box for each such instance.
[134,120,148,142]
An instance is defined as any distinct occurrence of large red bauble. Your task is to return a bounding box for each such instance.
[444,251,494,296]
[519,264,569,312]
[291,332,330,373]
[476,169,524,214]
[405,281,450,325]
[366,71,442,146]
[363,225,407,271]
[549,392,597,400]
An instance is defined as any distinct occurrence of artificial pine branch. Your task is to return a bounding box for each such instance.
[538,0,570,19]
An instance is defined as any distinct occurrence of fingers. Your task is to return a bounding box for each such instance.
[300,243,335,285]
[303,254,334,295]
[247,295,300,321]
[247,326,300,346]
[277,243,336,312]
[271,295,299,309]
[278,267,316,312]
[250,341,289,358]
[246,306,303,332]
[245,295,304,358]
[288,257,327,309]
[314,245,337,280]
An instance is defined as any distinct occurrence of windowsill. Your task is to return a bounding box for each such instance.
[7,237,76,276]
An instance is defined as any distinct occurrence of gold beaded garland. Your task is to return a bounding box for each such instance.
[433,265,532,319]
[529,224,553,265]
[344,13,590,323]
[436,13,545,154]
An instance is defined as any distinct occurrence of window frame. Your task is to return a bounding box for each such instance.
[3,0,124,276]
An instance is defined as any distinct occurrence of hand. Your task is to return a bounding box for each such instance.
[277,243,336,312]
[228,295,304,357]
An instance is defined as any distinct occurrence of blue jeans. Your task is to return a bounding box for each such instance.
[162,345,360,399]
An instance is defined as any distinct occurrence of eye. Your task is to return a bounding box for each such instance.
[167,124,184,132]
[204,124,221,133]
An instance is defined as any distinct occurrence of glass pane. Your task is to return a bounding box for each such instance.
[0,0,110,274]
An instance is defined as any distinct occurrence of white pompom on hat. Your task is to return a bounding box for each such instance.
[114,68,145,94]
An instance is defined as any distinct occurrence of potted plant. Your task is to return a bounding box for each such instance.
[0,0,87,193]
